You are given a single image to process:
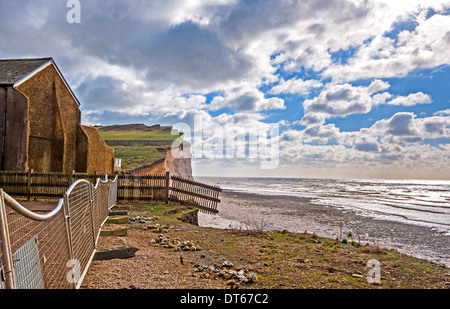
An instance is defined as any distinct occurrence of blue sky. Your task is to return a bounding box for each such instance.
[0,0,449,179]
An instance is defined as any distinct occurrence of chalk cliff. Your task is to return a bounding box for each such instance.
[130,145,193,180]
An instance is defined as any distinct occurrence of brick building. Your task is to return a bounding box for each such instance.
[0,57,114,174]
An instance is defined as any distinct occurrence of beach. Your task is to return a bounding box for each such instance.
[198,178,450,268]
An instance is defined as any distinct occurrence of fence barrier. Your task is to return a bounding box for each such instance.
[0,171,221,214]
[170,176,221,214]
[0,175,118,289]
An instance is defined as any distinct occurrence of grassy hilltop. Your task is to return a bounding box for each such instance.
[96,124,180,172]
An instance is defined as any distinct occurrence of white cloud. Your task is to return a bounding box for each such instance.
[269,77,323,95]
[386,92,432,106]
[324,11,450,82]
[303,83,375,117]
[209,83,285,112]
[434,109,450,116]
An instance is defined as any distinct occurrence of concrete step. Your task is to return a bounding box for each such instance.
[100,227,128,237]
[106,215,129,224]
[93,246,139,261]
[109,210,128,216]
[112,205,131,211]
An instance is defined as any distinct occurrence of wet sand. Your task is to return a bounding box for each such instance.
[199,190,450,267]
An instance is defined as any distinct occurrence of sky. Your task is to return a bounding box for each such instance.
[1,0,449,180]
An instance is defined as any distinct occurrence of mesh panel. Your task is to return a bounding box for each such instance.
[66,181,95,281]
[5,204,72,289]
[0,175,118,289]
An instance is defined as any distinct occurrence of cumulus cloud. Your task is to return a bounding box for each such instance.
[300,79,433,125]
[1,0,449,178]
[269,77,323,95]
[209,84,285,112]
[386,92,432,106]
[303,83,373,117]
[323,11,450,82]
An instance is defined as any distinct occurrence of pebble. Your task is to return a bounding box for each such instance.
[222,261,233,268]
[226,279,236,286]
[153,234,201,251]
[192,262,257,285]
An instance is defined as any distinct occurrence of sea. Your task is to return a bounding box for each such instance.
[196,177,450,267]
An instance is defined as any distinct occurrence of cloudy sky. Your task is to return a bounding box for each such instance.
[1,0,450,179]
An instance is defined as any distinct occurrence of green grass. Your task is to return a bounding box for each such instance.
[113,145,166,171]
[98,130,180,141]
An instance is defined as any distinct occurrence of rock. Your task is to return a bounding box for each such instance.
[222,261,233,268]
[226,279,236,286]
[237,275,248,283]
[247,273,257,283]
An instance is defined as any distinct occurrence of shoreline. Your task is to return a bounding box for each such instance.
[199,190,450,268]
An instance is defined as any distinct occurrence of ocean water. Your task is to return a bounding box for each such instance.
[196,177,450,266]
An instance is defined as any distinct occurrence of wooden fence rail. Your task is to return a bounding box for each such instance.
[170,175,221,214]
[0,171,221,214]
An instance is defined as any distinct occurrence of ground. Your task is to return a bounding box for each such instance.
[80,203,450,290]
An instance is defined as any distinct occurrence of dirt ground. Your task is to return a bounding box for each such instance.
[80,203,450,290]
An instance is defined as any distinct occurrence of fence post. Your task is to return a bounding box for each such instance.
[88,183,97,249]
[0,189,16,289]
[62,193,76,289]
[165,172,170,204]
[27,169,32,201]
[69,170,74,187]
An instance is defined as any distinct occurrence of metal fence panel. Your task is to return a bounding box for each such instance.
[65,180,95,287]
[12,236,44,289]
[0,175,118,289]
[4,202,72,289]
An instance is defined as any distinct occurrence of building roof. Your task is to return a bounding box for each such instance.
[0,58,53,85]
[0,57,80,106]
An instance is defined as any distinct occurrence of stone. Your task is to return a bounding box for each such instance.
[226,279,236,286]
[222,261,233,268]
[247,273,257,283]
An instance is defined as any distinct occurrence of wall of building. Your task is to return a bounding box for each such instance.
[79,125,114,174]
[1,63,114,174]
[15,64,81,173]
[0,86,28,171]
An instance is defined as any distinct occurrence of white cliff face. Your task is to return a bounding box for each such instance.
[165,146,194,180]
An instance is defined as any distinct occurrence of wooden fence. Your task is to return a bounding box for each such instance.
[0,171,221,214]
[170,176,221,214]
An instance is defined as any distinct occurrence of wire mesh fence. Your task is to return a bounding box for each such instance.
[0,175,118,289]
